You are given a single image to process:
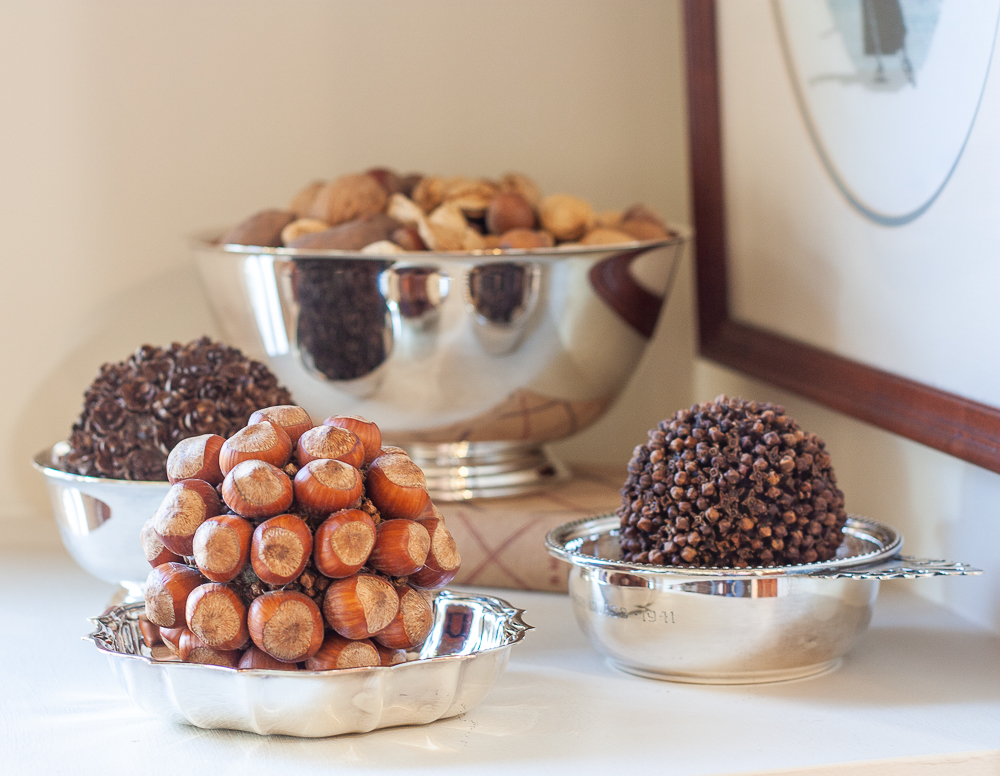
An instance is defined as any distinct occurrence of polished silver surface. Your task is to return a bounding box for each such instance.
[546,514,982,684]
[88,590,531,737]
[33,442,170,591]
[194,231,688,499]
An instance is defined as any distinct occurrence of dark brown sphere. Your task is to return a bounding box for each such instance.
[618,396,848,568]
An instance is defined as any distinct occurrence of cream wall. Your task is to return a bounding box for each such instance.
[0,1,692,543]
[5,1,994,634]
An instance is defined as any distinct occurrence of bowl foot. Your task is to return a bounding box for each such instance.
[398,441,570,501]
[607,657,843,685]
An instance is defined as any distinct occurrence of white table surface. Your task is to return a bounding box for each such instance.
[2,546,998,776]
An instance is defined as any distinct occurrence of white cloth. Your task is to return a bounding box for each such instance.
[2,548,998,775]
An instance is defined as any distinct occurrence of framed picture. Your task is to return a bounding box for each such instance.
[684,0,1000,474]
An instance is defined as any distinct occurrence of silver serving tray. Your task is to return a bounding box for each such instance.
[88,590,530,737]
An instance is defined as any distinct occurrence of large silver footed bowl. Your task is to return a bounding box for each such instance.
[546,514,982,684]
[89,590,531,737]
[194,231,688,500]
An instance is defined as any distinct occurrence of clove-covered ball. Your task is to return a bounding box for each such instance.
[618,396,848,568]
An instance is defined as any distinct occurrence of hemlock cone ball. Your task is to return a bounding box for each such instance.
[62,337,293,481]
[618,396,848,568]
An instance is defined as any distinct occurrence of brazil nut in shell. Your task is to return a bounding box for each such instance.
[618,396,848,568]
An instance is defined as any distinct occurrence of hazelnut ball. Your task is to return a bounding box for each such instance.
[618,396,848,568]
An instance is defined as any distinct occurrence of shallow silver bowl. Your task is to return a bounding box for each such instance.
[194,231,688,499]
[546,514,981,684]
[33,442,170,591]
[88,590,530,737]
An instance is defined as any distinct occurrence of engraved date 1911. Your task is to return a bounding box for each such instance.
[573,593,676,624]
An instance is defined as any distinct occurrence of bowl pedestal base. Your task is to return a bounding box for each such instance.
[399,441,570,501]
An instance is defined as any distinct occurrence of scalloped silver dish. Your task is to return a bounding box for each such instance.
[545,515,981,684]
[89,590,530,737]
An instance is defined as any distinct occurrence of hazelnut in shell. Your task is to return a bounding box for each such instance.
[322,415,382,466]
[178,631,243,667]
[499,172,543,209]
[410,517,461,589]
[323,573,399,640]
[218,421,293,476]
[374,642,407,666]
[137,615,162,647]
[151,479,223,556]
[251,514,313,586]
[238,645,300,671]
[221,459,294,519]
[248,405,314,445]
[373,584,434,650]
[365,453,430,521]
[293,459,364,516]
[368,519,430,577]
[296,424,365,469]
[140,517,181,568]
[166,434,225,486]
[248,590,325,663]
[304,633,380,671]
[313,509,377,579]
[144,562,204,628]
[192,514,253,584]
[159,626,185,657]
[486,191,537,235]
[185,583,250,651]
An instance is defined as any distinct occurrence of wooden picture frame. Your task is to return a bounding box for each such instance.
[683,0,1000,474]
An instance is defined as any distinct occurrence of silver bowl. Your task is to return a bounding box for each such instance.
[546,514,982,684]
[88,590,531,737]
[33,442,171,591]
[194,231,688,500]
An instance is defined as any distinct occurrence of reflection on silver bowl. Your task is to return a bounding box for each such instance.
[194,232,688,499]
[88,590,531,737]
[33,442,170,591]
[546,514,981,684]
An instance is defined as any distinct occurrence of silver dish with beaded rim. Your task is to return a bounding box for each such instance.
[546,514,982,684]
[87,589,530,737]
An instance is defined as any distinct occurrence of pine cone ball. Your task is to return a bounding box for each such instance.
[618,396,848,568]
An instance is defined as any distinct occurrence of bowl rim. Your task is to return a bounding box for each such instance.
[32,442,171,488]
[190,224,692,262]
[545,513,903,578]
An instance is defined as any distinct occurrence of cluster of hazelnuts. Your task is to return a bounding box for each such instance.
[139,405,460,671]
[221,168,674,254]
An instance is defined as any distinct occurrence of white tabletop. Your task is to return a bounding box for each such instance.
[2,546,998,776]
